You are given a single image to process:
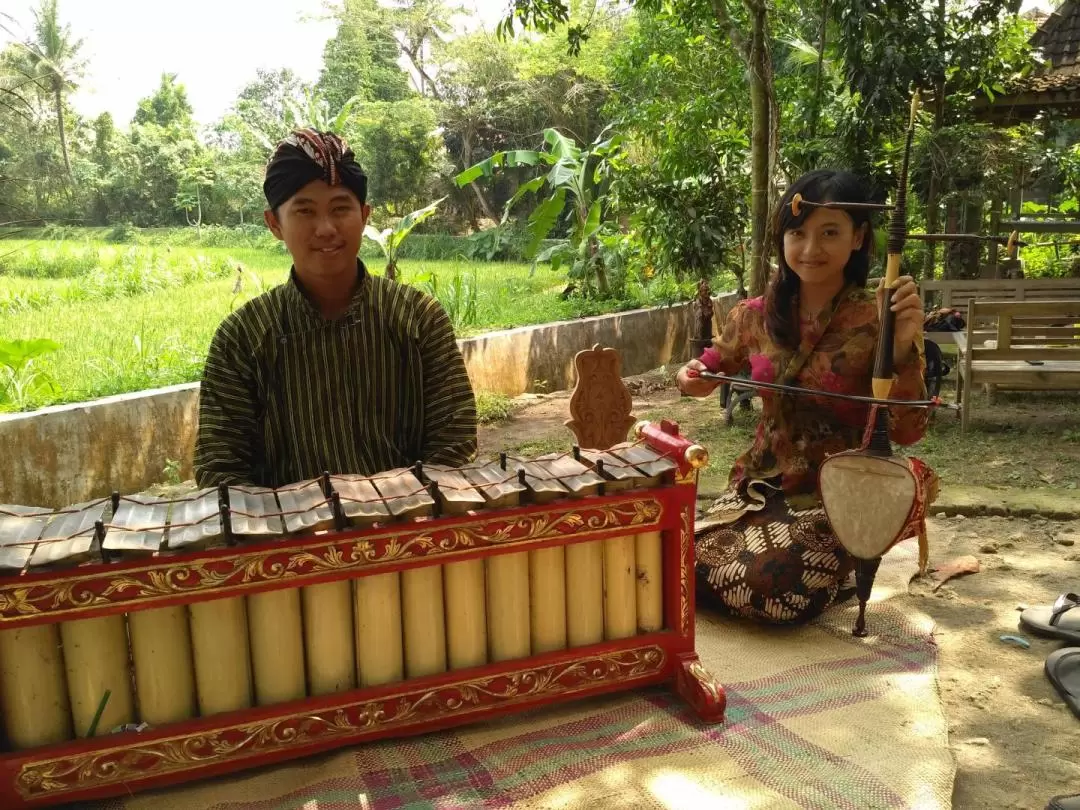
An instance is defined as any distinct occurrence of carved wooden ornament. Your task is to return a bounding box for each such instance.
[565,344,636,450]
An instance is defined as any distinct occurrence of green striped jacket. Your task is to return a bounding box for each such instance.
[194,262,477,488]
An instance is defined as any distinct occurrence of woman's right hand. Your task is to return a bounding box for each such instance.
[677,359,722,398]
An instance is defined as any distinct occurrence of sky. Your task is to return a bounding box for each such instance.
[0,0,1058,128]
[1,0,508,127]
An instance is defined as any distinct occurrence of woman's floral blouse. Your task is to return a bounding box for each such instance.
[699,286,929,496]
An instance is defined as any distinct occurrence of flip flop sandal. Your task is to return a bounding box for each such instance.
[1045,648,1080,721]
[1020,593,1080,645]
[1048,794,1080,810]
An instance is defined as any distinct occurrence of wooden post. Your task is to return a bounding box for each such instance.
[989,197,1002,278]
[945,200,959,279]
[962,194,983,279]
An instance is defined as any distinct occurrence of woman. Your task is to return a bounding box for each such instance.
[677,169,930,624]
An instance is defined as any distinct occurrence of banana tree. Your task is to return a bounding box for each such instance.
[364,197,445,280]
[243,90,363,154]
[454,127,623,296]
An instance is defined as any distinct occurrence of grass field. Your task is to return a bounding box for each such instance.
[0,237,672,412]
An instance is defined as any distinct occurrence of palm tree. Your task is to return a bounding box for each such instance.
[24,0,85,181]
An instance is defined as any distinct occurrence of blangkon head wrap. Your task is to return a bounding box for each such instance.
[263,128,368,211]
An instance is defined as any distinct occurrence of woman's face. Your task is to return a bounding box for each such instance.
[782,207,865,288]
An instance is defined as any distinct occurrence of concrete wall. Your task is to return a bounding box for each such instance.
[460,295,738,395]
[1,385,201,510]
[0,294,738,508]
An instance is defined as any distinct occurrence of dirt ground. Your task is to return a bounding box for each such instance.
[480,373,1080,810]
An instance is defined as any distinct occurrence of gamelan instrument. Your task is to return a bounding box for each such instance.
[0,421,724,807]
[692,91,941,636]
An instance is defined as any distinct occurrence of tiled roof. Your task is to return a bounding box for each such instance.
[1015,69,1080,94]
[982,4,1080,106]
[1032,1,1080,69]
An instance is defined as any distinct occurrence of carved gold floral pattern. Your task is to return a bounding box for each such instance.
[675,467,698,485]
[0,500,663,621]
[16,646,666,799]
[687,661,722,703]
[681,507,692,636]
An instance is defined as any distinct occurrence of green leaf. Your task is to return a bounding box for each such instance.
[454,150,540,187]
[543,129,580,161]
[535,241,573,263]
[0,338,61,371]
[245,125,275,152]
[454,160,495,187]
[535,242,573,274]
[504,176,546,220]
[331,94,363,133]
[504,150,541,168]
[395,197,445,240]
[781,35,826,70]
[363,224,389,253]
[525,188,567,257]
[582,199,602,240]
[546,159,577,189]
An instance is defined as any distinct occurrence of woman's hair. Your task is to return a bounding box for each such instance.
[764,169,877,349]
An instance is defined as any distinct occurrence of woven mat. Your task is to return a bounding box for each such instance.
[91,539,953,810]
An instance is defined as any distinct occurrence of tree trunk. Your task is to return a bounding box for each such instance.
[923,175,939,280]
[711,0,775,297]
[461,127,498,223]
[810,0,828,140]
[988,196,1002,278]
[922,0,947,280]
[944,200,959,279]
[590,236,609,296]
[53,81,72,182]
[923,85,945,279]
[747,0,773,297]
[961,195,982,278]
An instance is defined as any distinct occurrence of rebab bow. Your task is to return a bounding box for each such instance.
[685,371,957,411]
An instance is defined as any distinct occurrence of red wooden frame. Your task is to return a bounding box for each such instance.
[0,421,725,807]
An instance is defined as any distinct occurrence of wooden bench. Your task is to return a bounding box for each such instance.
[955,299,1080,432]
[922,278,1080,346]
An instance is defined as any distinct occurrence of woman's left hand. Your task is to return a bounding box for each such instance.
[877,274,923,363]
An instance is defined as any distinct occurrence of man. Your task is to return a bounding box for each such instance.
[194,129,477,488]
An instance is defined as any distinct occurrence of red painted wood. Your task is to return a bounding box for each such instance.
[674,653,727,722]
[638,420,696,477]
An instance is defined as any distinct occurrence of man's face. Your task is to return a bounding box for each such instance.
[264,179,370,286]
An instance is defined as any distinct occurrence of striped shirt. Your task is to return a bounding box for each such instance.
[194,261,477,488]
